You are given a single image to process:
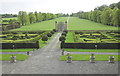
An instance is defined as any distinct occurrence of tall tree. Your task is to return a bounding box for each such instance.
[111,7,120,27]
[101,7,112,25]
[96,11,102,23]
[17,11,28,26]
[46,13,51,20]
[28,12,36,24]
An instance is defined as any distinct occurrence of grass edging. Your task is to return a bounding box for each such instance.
[64,49,119,53]
[0,54,29,61]
[60,54,120,61]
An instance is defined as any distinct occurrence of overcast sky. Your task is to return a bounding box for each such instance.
[0,0,119,14]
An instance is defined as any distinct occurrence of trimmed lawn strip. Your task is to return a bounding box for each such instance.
[39,32,56,48]
[0,54,29,61]
[60,54,120,61]
[65,32,74,43]
[1,49,34,52]
[64,49,119,53]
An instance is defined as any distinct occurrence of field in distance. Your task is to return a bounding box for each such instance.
[68,17,119,30]
[11,17,68,31]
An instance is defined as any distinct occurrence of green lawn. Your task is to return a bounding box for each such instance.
[68,17,119,30]
[1,49,34,52]
[2,17,17,20]
[65,32,74,42]
[64,49,119,52]
[0,54,29,61]
[60,54,120,61]
[11,17,68,31]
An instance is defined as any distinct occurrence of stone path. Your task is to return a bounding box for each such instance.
[1,51,119,55]
[1,32,119,74]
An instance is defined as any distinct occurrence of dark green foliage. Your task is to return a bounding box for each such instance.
[59,35,66,41]
[50,31,54,34]
[61,43,119,49]
[2,41,39,49]
[53,29,56,32]
[78,1,120,27]
[42,35,48,43]
[47,33,52,37]
[63,30,68,33]
[61,32,67,36]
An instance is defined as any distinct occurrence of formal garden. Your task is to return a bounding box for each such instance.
[59,30,120,62]
[1,30,57,61]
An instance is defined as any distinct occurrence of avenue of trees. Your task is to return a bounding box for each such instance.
[72,1,120,27]
[17,11,61,26]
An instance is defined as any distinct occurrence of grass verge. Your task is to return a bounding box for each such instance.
[60,54,120,61]
[1,49,35,52]
[0,54,29,61]
[64,49,119,53]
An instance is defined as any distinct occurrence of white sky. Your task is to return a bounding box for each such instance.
[0,0,120,14]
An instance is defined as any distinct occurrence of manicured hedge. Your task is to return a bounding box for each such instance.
[2,41,39,49]
[61,42,119,49]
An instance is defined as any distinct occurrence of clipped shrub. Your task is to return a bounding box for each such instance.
[42,35,48,43]
[53,29,56,32]
[61,32,67,37]
[50,31,54,34]
[59,35,66,41]
[2,31,11,34]
[47,33,52,37]
[11,32,18,34]
[63,30,68,33]
[2,26,7,31]
[26,36,31,39]
[11,37,18,40]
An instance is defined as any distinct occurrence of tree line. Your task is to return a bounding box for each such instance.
[17,11,61,26]
[1,14,17,18]
[71,1,120,27]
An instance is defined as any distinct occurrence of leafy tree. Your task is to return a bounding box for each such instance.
[17,11,28,26]
[35,11,40,22]
[96,5,108,11]
[42,35,48,43]
[109,3,117,9]
[39,13,43,22]
[111,7,120,27]
[42,13,46,21]
[28,12,36,24]
[46,13,51,20]
[101,7,112,25]
[96,11,102,23]
[9,19,15,24]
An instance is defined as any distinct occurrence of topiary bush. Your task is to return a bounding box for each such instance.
[50,31,54,34]
[59,35,66,41]
[61,32,67,37]
[63,30,68,33]
[53,29,56,32]
[47,33,52,37]
[42,35,48,43]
